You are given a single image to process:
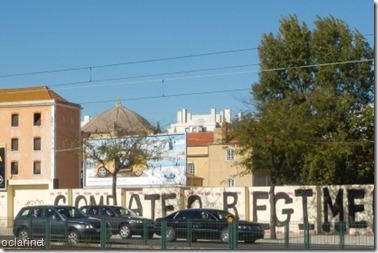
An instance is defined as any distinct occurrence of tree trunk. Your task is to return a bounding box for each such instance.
[269,183,277,239]
[112,173,117,205]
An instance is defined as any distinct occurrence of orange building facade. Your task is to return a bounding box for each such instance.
[0,86,81,191]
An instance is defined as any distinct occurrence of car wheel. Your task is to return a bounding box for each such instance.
[97,167,108,177]
[166,226,176,242]
[220,227,229,243]
[68,230,80,244]
[133,170,143,177]
[18,228,30,241]
[119,224,132,239]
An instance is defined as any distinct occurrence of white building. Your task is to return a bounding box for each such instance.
[168,108,232,133]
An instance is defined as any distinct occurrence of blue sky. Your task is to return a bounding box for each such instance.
[0,1,374,128]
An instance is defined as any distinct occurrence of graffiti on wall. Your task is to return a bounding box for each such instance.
[24,200,44,206]
[11,185,374,233]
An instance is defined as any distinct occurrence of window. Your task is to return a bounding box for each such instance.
[87,207,98,215]
[46,208,60,220]
[11,162,18,175]
[187,163,195,175]
[226,178,235,187]
[32,208,43,218]
[253,175,271,186]
[102,207,114,216]
[175,211,199,220]
[34,113,41,126]
[20,208,32,217]
[11,114,19,127]
[226,148,235,161]
[11,138,18,151]
[34,137,41,151]
[33,161,41,174]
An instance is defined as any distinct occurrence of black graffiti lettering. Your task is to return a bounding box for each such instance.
[347,189,367,228]
[107,195,115,205]
[323,187,344,222]
[295,189,313,224]
[89,195,104,205]
[252,191,268,222]
[145,194,160,221]
[187,195,202,208]
[275,192,293,225]
[162,193,176,217]
[74,195,88,207]
[223,191,238,218]
[128,194,143,216]
[54,195,66,205]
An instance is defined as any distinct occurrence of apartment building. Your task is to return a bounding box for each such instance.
[168,108,232,133]
[0,86,81,191]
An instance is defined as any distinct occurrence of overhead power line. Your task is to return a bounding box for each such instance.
[50,63,259,88]
[50,58,374,91]
[73,58,373,106]
[4,57,373,107]
[81,88,251,105]
[0,44,374,108]
[0,33,373,79]
[0,48,257,78]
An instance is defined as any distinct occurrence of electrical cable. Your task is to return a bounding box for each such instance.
[0,48,257,78]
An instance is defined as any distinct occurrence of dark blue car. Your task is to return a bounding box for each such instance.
[154,208,264,243]
[13,205,111,244]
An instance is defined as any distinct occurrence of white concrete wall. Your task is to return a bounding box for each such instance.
[5,184,374,235]
[0,192,8,226]
[13,189,70,219]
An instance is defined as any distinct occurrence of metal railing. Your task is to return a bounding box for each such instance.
[0,218,374,250]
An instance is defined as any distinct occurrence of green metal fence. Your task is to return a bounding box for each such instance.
[0,218,374,250]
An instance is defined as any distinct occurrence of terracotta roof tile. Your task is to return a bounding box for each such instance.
[0,86,68,103]
[187,132,213,146]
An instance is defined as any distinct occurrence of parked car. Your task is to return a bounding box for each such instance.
[13,205,111,244]
[94,159,147,177]
[154,208,265,243]
[80,205,154,239]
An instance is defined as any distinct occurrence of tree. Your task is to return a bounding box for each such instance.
[231,100,313,239]
[231,15,374,238]
[83,132,164,205]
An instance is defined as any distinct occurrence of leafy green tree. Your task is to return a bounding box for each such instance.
[231,15,373,238]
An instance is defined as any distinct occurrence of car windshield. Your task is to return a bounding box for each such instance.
[113,207,138,217]
[57,206,89,219]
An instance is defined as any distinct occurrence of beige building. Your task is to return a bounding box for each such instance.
[0,86,81,190]
[186,124,253,187]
